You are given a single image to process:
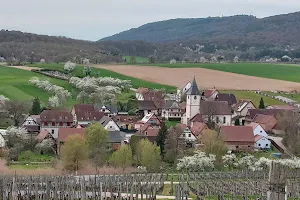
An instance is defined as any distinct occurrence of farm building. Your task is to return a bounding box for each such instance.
[99,116,120,131]
[203,89,219,101]
[246,122,268,137]
[176,123,197,143]
[255,135,271,150]
[252,114,277,132]
[215,93,237,106]
[219,126,255,152]
[134,113,161,130]
[71,104,104,127]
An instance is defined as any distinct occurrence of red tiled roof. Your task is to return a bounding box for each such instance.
[58,128,85,142]
[190,114,203,123]
[36,130,52,142]
[246,109,286,120]
[76,111,104,122]
[138,124,160,137]
[204,89,218,98]
[113,115,139,123]
[253,114,277,132]
[191,122,207,136]
[220,126,255,143]
[142,91,163,101]
[255,135,264,142]
[40,110,73,123]
[136,87,149,93]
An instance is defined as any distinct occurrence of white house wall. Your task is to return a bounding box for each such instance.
[104,120,120,131]
[240,102,256,117]
[22,116,38,126]
[180,128,197,142]
[203,115,232,126]
[0,135,5,148]
[41,127,59,139]
[255,137,271,149]
[253,125,268,137]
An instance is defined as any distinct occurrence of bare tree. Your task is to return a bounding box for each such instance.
[5,100,30,126]
[278,111,300,156]
[203,103,217,129]
[164,125,186,163]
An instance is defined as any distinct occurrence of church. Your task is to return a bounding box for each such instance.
[181,78,232,127]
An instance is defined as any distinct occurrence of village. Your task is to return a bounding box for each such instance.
[0,76,295,172]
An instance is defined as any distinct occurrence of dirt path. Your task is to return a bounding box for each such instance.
[95,65,300,91]
[8,65,41,71]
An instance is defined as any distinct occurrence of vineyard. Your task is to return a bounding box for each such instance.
[1,163,300,199]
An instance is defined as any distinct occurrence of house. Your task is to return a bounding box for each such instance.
[203,89,219,101]
[219,126,255,152]
[35,130,55,142]
[215,93,237,106]
[40,110,74,139]
[246,122,268,137]
[136,87,149,99]
[135,124,160,144]
[71,104,104,127]
[179,81,192,97]
[21,115,40,133]
[113,115,139,131]
[252,114,277,132]
[245,109,287,123]
[57,128,85,154]
[200,101,232,127]
[137,90,164,102]
[107,130,126,151]
[98,105,118,117]
[138,100,159,116]
[162,100,182,121]
[176,124,197,143]
[233,100,256,117]
[190,122,208,137]
[255,135,271,150]
[134,113,161,130]
[99,116,120,131]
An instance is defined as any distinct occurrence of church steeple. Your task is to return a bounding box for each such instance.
[186,76,200,95]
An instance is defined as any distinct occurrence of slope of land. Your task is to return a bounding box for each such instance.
[95,65,300,91]
[101,12,300,45]
[0,66,75,106]
[149,63,300,83]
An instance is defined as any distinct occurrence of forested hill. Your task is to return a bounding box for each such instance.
[101,12,300,45]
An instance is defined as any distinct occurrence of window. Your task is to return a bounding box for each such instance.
[182,134,185,137]
[258,144,261,146]
[28,122,31,125]
[145,131,148,136]
[52,122,55,126]
[223,117,226,124]
[67,122,70,126]
[109,126,113,128]
[236,146,239,149]
[216,117,219,123]
[44,122,48,126]
[51,130,54,134]
[59,122,63,126]
[187,96,189,99]
[194,96,197,100]
[260,130,262,133]
[188,134,191,137]
[266,144,269,147]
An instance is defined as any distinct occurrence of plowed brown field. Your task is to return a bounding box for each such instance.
[95,65,300,91]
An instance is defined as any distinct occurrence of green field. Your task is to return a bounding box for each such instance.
[222,90,286,107]
[0,66,76,106]
[123,56,148,63]
[28,63,176,91]
[149,63,300,83]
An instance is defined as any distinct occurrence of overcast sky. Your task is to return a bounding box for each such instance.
[1,0,300,41]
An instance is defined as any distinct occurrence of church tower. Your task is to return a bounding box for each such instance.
[185,77,201,123]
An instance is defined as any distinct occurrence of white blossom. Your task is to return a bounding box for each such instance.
[170,59,177,64]
[222,153,238,169]
[40,59,45,63]
[211,56,218,63]
[177,151,216,172]
[64,61,76,73]
[6,126,27,139]
[48,95,60,108]
[237,155,257,169]
[199,57,207,63]
[233,56,239,63]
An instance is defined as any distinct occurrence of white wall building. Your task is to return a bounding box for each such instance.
[255,135,271,149]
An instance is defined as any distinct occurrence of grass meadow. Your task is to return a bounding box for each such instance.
[148,63,300,83]
[0,66,76,106]
[221,90,285,107]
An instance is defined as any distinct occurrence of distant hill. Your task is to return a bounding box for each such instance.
[101,12,300,45]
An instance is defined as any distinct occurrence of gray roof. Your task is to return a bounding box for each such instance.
[99,116,112,126]
[216,93,237,106]
[138,100,157,110]
[186,77,201,95]
[200,101,232,115]
[164,100,181,109]
[108,131,125,143]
